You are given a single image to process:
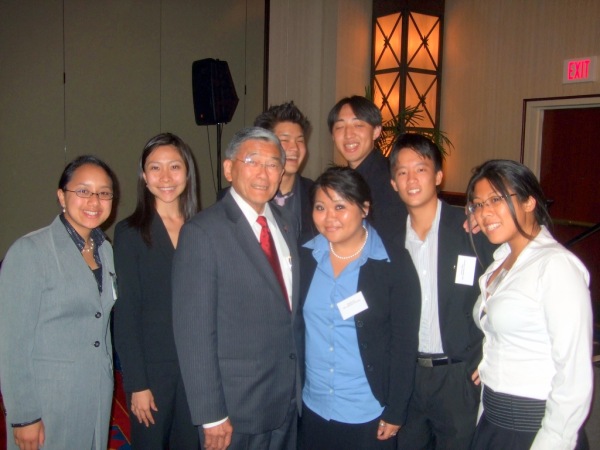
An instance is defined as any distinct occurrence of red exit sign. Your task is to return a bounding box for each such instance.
[563,57,597,83]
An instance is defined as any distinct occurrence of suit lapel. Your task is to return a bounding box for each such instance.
[50,218,101,305]
[272,206,300,316]
[223,195,289,309]
[436,202,456,320]
[151,212,175,260]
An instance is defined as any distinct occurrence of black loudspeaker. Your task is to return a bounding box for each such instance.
[192,59,239,126]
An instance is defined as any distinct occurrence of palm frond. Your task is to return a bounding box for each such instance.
[376,105,453,158]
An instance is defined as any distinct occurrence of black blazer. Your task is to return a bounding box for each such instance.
[392,201,495,371]
[355,149,408,243]
[296,175,317,244]
[113,214,179,392]
[299,235,421,425]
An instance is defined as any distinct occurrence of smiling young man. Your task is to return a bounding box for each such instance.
[327,96,407,242]
[389,134,495,450]
[254,102,315,243]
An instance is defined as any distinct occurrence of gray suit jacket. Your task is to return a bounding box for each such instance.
[0,216,116,450]
[172,193,303,435]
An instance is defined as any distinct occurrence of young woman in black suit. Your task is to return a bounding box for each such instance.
[113,133,200,449]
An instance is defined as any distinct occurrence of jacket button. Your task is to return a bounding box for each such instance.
[356,320,363,328]
[366,364,374,372]
[361,342,368,349]
[289,353,296,360]
[94,341,100,347]
[95,312,102,318]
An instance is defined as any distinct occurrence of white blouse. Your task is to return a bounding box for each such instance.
[475,226,593,450]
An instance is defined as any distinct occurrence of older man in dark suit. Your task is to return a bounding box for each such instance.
[172,127,302,450]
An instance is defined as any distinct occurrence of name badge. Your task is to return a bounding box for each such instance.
[455,255,476,286]
[337,291,369,320]
[110,272,118,300]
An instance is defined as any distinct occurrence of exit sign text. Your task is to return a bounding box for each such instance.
[563,57,597,84]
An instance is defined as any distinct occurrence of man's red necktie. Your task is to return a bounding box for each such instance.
[256,216,289,309]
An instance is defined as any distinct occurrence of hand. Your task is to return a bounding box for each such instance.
[130,389,158,427]
[13,420,45,450]
[204,419,233,450]
[463,213,481,234]
[376,419,400,440]
[471,369,481,386]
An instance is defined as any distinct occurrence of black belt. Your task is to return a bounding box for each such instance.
[417,355,462,368]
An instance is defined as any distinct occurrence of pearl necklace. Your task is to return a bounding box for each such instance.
[82,238,95,254]
[329,226,368,260]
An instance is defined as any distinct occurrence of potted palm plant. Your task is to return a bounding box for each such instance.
[376,104,454,158]
[365,87,454,158]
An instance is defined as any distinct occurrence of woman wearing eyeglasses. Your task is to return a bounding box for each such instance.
[466,159,592,450]
[298,166,420,450]
[113,133,200,449]
[0,155,118,450]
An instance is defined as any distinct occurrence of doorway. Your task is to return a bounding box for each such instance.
[521,95,600,320]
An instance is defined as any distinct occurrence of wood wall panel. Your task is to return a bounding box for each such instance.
[268,0,373,177]
[441,0,600,193]
[0,1,264,257]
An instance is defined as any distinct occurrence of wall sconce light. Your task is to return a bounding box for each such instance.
[372,1,445,153]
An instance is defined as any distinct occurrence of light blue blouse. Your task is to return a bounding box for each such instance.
[302,222,389,423]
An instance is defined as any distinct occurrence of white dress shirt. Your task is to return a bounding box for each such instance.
[405,199,444,355]
[475,226,593,450]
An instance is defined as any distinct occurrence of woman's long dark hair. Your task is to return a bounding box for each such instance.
[127,133,199,245]
[466,159,551,240]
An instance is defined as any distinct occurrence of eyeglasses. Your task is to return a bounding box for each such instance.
[467,193,516,214]
[235,157,283,173]
[63,188,114,201]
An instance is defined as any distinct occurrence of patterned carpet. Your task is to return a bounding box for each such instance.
[109,370,132,450]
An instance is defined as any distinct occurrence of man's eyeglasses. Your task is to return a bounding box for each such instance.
[63,188,114,201]
[467,193,516,214]
[235,157,283,173]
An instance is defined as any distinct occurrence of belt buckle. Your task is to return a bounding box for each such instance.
[417,357,433,368]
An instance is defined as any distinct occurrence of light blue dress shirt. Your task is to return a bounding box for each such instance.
[302,222,389,423]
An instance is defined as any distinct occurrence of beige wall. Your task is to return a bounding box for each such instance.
[2,0,600,257]
[441,0,600,192]
[268,0,373,177]
[0,0,264,258]
[268,0,600,193]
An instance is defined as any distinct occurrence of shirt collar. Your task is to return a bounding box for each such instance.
[406,198,442,243]
[59,213,105,265]
[304,222,389,264]
[230,186,276,225]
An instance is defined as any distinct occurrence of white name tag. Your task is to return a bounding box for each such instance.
[337,291,369,320]
[110,272,118,300]
[455,255,477,286]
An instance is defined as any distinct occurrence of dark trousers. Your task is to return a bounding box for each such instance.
[127,362,200,450]
[299,403,396,450]
[397,362,480,450]
[200,397,298,450]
